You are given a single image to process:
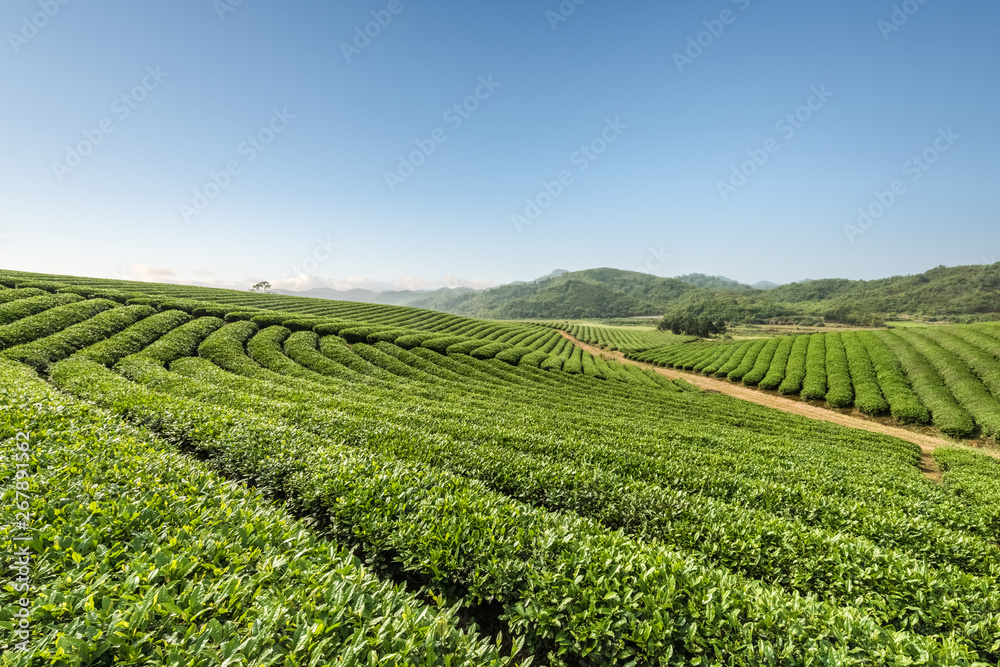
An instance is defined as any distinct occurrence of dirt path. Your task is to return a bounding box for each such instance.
[557,331,987,481]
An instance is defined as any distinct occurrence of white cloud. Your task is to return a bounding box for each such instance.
[132,265,178,280]
[115,269,497,294]
[268,274,496,293]
[108,265,178,282]
[442,274,494,290]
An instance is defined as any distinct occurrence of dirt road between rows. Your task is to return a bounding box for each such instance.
[556,330,1000,479]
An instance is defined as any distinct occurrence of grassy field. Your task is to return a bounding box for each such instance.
[2,269,1000,665]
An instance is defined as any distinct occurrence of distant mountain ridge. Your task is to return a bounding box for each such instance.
[276,263,1000,323]
[278,270,775,309]
[274,286,476,308]
[279,268,706,319]
[672,273,751,290]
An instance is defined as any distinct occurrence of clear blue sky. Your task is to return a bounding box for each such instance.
[1,0,997,291]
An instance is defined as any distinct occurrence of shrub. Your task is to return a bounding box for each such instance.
[759,337,795,391]
[842,333,889,415]
[742,338,782,387]
[224,310,262,323]
[337,325,383,344]
[446,340,486,356]
[2,305,154,370]
[0,293,84,327]
[824,333,854,408]
[494,346,533,365]
[75,310,192,366]
[394,332,441,349]
[15,280,67,292]
[252,313,295,328]
[422,336,471,354]
[90,289,133,304]
[875,331,970,435]
[778,336,810,395]
[518,350,549,368]
[858,331,930,424]
[727,339,768,382]
[283,317,326,332]
[470,342,514,360]
[0,288,46,305]
[312,321,354,337]
[0,298,117,350]
[58,286,98,298]
[192,305,233,318]
[801,334,828,401]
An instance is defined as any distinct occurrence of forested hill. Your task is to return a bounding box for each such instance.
[407,264,1000,322]
[765,264,1000,314]
[406,268,698,319]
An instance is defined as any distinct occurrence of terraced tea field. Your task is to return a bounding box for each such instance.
[628,325,1000,445]
[2,270,1000,665]
[541,321,694,352]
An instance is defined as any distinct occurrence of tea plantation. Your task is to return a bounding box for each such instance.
[1,270,999,665]
[630,325,1000,443]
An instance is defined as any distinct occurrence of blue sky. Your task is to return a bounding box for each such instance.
[1,0,997,291]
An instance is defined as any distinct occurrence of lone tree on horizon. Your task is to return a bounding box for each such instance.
[250,280,273,294]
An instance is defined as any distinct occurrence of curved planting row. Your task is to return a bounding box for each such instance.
[109,324,998,653]
[35,321,997,664]
[758,336,795,390]
[3,269,1000,662]
[0,360,515,665]
[624,322,1000,442]
[1,304,154,370]
[876,331,976,436]
[553,322,692,352]
[842,332,889,415]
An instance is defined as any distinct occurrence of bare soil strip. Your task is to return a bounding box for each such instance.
[556,331,998,480]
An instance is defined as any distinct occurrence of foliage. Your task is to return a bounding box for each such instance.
[3,267,1000,662]
[824,333,854,408]
[250,280,273,293]
[0,361,513,665]
[658,313,727,337]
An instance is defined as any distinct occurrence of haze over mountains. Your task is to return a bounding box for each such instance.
[275,264,1000,323]
[277,271,781,310]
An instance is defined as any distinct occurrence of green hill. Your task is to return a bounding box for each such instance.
[272,264,1000,325]
[408,268,698,319]
[382,264,1000,324]
[657,264,1000,328]
[767,264,1000,315]
[2,266,1000,663]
